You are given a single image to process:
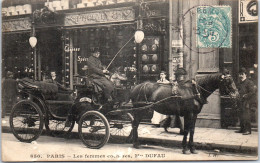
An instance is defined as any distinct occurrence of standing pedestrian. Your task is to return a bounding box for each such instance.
[160,69,186,134]
[236,67,256,135]
[151,71,169,127]
[2,71,17,118]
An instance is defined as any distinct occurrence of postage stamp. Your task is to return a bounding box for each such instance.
[196,6,232,48]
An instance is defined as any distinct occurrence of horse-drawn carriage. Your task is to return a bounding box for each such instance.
[9,76,133,149]
[9,72,239,153]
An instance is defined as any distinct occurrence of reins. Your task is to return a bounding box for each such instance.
[195,77,235,98]
[195,84,220,96]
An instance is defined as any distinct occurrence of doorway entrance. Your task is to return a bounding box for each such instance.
[238,23,258,125]
[239,23,258,84]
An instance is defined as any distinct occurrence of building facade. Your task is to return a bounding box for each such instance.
[2,0,258,127]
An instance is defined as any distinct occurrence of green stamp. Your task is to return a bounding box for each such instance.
[196,6,232,48]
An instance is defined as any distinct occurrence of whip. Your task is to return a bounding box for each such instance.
[106,35,134,70]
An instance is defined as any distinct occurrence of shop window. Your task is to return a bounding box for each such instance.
[239,23,258,85]
[2,33,32,79]
[63,25,135,87]
[138,36,161,81]
[239,24,258,69]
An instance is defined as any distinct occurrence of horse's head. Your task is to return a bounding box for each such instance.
[219,74,239,99]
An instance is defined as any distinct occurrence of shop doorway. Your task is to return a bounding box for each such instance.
[239,23,258,84]
[239,23,258,125]
[38,29,62,82]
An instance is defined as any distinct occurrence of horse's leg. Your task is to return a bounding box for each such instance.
[189,113,198,154]
[182,113,192,154]
[132,111,142,149]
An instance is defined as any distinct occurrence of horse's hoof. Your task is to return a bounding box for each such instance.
[164,127,168,132]
[182,148,189,154]
[179,130,184,135]
[126,136,133,144]
[190,149,198,154]
[133,143,140,149]
[133,144,140,149]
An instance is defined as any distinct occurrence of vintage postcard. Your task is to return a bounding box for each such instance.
[1,0,258,161]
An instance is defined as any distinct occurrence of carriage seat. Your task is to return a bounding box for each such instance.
[19,78,74,101]
[18,78,58,94]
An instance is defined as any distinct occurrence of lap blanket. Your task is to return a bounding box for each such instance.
[20,78,58,99]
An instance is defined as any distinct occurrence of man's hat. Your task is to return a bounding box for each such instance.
[238,67,247,74]
[174,68,187,76]
[91,47,100,53]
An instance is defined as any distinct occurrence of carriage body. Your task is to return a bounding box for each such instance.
[9,78,133,149]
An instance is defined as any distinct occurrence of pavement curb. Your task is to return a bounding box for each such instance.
[2,125,257,154]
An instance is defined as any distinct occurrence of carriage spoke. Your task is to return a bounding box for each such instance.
[10,101,44,142]
[79,111,110,149]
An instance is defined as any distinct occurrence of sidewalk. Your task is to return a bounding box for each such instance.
[2,116,258,154]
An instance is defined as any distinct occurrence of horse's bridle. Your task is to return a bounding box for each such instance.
[195,75,237,99]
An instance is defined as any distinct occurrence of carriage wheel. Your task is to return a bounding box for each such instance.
[78,111,110,149]
[9,100,44,143]
[109,113,133,143]
[45,118,75,137]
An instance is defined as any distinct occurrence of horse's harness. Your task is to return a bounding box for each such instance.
[136,75,236,105]
[136,81,200,103]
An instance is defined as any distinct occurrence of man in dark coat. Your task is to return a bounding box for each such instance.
[236,67,256,135]
[2,71,17,117]
[87,48,114,101]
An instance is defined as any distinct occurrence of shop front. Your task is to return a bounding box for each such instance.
[60,2,168,120]
[61,7,137,89]
[2,17,33,116]
[2,0,168,118]
[60,2,168,90]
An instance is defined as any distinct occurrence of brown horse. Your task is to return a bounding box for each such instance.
[129,73,239,154]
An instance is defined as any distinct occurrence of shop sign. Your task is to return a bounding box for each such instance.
[64,7,135,26]
[78,56,88,63]
[239,0,258,23]
[64,45,80,52]
[172,57,180,63]
[2,18,31,32]
[172,40,183,48]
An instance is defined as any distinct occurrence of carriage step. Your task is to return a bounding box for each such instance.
[46,100,73,105]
